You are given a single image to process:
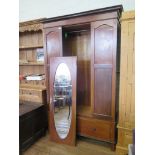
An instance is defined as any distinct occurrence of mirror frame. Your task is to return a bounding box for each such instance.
[49,56,77,146]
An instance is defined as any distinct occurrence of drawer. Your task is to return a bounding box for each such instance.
[19,88,46,104]
[77,117,113,142]
[19,94,42,103]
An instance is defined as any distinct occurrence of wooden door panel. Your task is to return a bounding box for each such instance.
[94,67,112,117]
[94,24,114,64]
[91,19,117,120]
[46,29,62,62]
[44,27,62,103]
[49,57,77,146]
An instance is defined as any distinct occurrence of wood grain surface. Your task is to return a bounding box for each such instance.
[23,133,116,155]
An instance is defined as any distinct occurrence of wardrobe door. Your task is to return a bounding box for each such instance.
[49,57,77,146]
[44,27,62,103]
[91,20,117,120]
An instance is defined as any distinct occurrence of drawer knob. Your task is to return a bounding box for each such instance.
[92,128,96,131]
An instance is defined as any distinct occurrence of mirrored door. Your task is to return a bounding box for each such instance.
[49,57,77,146]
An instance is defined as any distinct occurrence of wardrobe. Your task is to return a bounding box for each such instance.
[43,5,123,149]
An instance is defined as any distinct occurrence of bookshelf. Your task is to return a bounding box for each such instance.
[19,19,47,104]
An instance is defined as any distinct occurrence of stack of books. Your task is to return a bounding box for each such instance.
[25,74,45,81]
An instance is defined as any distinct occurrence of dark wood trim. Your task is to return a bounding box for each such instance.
[111,19,118,122]
[43,12,119,29]
[42,5,123,23]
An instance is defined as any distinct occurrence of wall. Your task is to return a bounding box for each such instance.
[19,0,135,22]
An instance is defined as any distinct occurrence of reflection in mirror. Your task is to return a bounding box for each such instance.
[53,63,72,139]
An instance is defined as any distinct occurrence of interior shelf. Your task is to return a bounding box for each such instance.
[77,105,92,117]
[19,62,44,66]
[19,45,43,49]
[20,84,46,91]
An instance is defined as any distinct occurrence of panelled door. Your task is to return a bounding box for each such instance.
[44,27,63,103]
[91,19,117,120]
[49,57,77,146]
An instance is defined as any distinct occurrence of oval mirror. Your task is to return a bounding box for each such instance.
[53,63,72,139]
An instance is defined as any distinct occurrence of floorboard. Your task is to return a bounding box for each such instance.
[23,133,116,155]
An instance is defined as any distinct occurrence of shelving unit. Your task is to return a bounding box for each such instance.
[19,19,47,104]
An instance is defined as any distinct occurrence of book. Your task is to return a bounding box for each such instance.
[36,48,44,62]
[26,74,45,81]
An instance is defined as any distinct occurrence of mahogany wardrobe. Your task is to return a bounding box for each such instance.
[42,5,123,150]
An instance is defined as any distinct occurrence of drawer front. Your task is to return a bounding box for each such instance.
[19,89,43,103]
[77,117,113,142]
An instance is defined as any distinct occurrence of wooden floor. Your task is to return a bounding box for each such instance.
[23,133,116,155]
